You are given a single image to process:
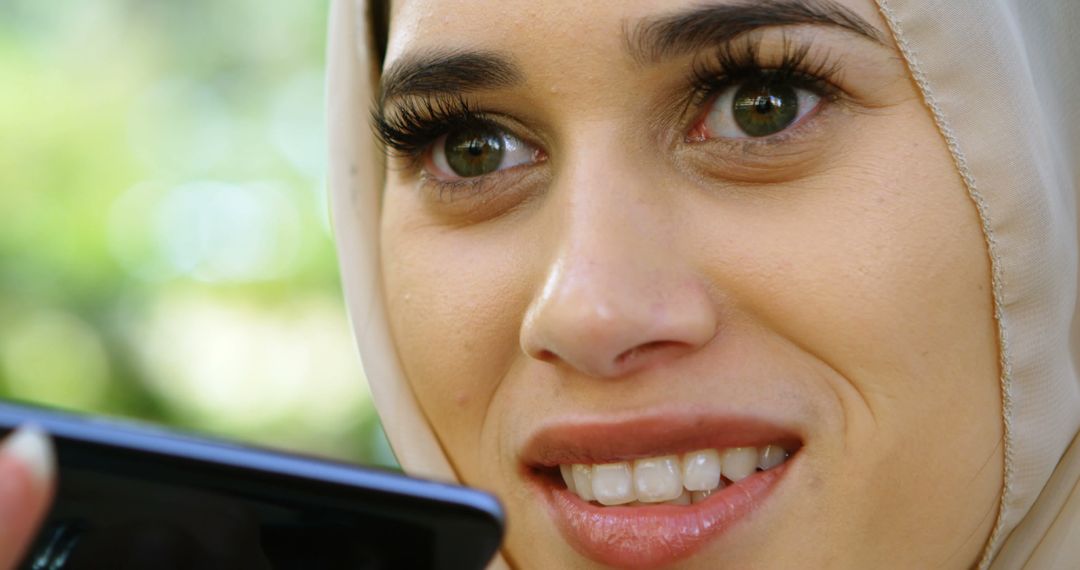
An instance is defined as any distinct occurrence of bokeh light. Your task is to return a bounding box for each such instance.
[0,0,395,467]
[1,309,112,409]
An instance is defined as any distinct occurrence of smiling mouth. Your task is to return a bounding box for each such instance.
[521,414,802,569]
[556,444,792,506]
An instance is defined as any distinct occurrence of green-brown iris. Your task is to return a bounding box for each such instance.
[732,81,800,137]
[444,125,505,178]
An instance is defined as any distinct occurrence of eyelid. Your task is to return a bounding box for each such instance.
[680,35,843,115]
[372,94,484,159]
[681,44,845,145]
[415,156,551,223]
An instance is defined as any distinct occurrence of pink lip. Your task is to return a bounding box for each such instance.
[520,413,801,568]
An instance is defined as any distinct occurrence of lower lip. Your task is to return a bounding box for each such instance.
[539,460,791,569]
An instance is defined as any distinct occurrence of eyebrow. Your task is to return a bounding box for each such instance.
[626,0,887,64]
[377,0,886,107]
[379,50,523,106]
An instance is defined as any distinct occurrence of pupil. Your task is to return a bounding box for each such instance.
[754,95,775,114]
[732,81,799,137]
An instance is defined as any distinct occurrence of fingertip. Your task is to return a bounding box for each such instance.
[0,426,56,569]
[1,424,56,487]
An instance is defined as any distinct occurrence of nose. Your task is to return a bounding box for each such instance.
[519,157,717,379]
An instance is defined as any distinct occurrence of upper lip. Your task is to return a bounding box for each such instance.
[519,408,804,468]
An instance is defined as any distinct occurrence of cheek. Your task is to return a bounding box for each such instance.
[379,210,537,451]
[694,103,1000,469]
[674,103,1000,563]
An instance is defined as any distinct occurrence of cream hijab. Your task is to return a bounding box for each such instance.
[326,0,1080,567]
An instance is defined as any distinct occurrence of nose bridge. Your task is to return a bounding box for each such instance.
[520,136,717,378]
[559,150,660,286]
[554,120,672,267]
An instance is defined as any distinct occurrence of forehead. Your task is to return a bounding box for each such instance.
[384,0,887,68]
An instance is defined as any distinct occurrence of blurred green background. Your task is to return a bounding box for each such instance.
[0,1,396,467]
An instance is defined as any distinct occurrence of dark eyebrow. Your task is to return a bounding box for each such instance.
[379,50,523,107]
[626,0,887,65]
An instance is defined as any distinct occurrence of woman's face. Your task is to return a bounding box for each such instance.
[377,0,1002,568]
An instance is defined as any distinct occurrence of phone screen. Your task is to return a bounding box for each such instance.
[1,403,503,570]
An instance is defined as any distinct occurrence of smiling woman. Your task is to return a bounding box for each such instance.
[327,0,1080,569]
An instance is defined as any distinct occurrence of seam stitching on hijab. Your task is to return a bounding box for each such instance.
[872,2,1014,568]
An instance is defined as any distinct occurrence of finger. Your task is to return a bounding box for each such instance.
[0,426,56,570]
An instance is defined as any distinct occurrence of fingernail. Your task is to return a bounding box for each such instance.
[1,425,56,485]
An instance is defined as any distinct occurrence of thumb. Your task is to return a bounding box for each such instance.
[0,426,56,570]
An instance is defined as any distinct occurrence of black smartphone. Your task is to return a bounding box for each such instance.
[0,401,503,570]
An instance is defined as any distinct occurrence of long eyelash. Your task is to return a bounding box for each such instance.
[371,94,487,160]
[372,38,840,166]
[687,34,843,111]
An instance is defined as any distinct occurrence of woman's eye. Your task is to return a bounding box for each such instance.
[429,124,535,179]
[701,78,822,139]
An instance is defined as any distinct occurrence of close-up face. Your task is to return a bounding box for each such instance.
[375,0,1003,568]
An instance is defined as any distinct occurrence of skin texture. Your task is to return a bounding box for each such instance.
[378,1,1003,568]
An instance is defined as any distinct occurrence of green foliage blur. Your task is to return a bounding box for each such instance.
[0,1,396,467]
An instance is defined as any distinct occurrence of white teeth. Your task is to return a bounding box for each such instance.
[572,464,595,501]
[682,449,722,491]
[560,464,578,494]
[721,447,758,481]
[560,444,790,506]
[758,445,787,470]
[591,463,635,506]
[664,490,692,505]
[633,455,683,503]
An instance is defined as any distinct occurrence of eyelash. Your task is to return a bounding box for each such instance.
[371,37,842,171]
[685,36,842,127]
[372,94,491,163]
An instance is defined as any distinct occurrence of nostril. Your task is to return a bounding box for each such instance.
[615,340,683,367]
[536,349,559,364]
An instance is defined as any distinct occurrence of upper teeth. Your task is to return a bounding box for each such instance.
[557,445,789,506]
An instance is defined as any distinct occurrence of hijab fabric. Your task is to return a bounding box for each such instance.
[326,0,1080,567]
